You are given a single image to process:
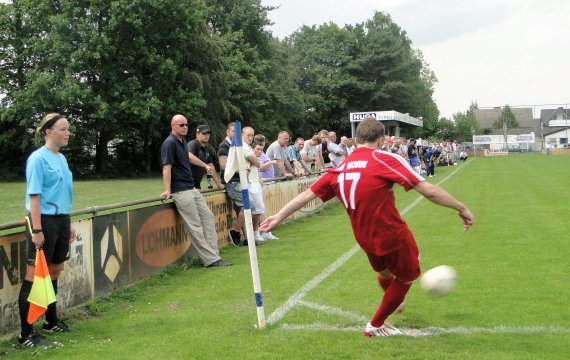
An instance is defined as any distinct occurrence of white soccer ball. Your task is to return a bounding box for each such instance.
[420,265,458,296]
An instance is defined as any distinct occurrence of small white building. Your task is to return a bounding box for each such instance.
[472,133,536,151]
[540,107,569,148]
[544,126,570,147]
[349,110,423,138]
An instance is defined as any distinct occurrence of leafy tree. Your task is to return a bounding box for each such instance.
[411,49,439,138]
[0,1,442,179]
[290,12,439,138]
[289,23,357,136]
[454,111,481,142]
[343,13,435,120]
[262,38,305,138]
[204,0,271,131]
[492,104,519,129]
[0,0,65,177]
[467,100,479,115]
[206,0,272,57]
[492,105,518,148]
[434,117,457,141]
[1,0,225,176]
[97,0,213,174]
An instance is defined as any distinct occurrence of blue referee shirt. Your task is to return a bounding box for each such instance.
[25,146,73,215]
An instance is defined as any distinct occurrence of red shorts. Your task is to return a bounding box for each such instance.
[366,232,421,283]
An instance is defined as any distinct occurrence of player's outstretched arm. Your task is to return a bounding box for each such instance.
[413,181,474,232]
[259,189,318,232]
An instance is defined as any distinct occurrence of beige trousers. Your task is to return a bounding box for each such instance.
[171,189,220,266]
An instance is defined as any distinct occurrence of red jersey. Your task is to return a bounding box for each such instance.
[310,147,425,256]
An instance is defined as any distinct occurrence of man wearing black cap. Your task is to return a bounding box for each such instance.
[188,125,224,190]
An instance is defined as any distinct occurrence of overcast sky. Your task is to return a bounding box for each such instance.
[261,0,570,119]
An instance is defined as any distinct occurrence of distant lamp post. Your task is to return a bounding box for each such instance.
[502,112,508,150]
[540,120,544,149]
[564,104,570,147]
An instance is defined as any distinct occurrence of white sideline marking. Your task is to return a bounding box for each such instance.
[267,163,470,326]
[266,245,361,325]
[297,300,369,322]
[280,323,570,337]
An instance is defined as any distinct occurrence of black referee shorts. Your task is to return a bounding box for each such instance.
[25,214,71,265]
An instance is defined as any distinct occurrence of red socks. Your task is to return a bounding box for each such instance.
[371,278,411,327]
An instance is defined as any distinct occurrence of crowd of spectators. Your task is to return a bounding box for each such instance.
[380,137,470,177]
[182,122,469,246]
[212,127,361,245]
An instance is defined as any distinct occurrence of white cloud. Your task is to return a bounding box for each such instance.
[388,0,515,45]
[422,0,570,117]
[263,0,419,39]
[262,0,570,119]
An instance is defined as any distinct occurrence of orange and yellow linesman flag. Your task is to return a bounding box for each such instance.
[27,249,56,324]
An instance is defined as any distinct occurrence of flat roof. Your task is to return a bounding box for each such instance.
[349,110,423,127]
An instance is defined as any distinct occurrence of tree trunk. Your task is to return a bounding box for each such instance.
[143,134,152,174]
[503,120,508,150]
[95,130,110,175]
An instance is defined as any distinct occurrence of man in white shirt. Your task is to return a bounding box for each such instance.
[266,131,295,177]
[301,134,324,172]
[346,138,355,155]
[327,131,345,167]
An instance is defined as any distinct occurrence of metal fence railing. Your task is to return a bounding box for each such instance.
[0,173,321,233]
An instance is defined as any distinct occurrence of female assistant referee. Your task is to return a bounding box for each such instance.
[18,113,76,347]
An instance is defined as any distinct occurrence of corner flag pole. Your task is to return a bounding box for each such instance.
[232,121,266,329]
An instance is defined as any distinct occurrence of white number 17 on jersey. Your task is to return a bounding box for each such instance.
[338,172,360,210]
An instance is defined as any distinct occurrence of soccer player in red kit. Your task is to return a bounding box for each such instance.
[259,117,474,336]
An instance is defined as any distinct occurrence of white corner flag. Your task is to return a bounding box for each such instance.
[225,121,266,329]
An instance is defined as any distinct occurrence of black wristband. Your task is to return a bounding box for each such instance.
[32,229,43,234]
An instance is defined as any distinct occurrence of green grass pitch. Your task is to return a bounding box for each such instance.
[1,153,569,359]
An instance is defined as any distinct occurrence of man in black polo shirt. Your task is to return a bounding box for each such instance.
[187,124,224,190]
[159,114,231,267]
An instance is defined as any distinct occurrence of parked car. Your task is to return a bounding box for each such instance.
[507,145,526,152]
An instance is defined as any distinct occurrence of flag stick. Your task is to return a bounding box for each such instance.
[232,121,266,329]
